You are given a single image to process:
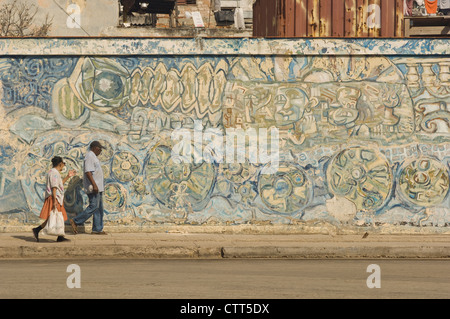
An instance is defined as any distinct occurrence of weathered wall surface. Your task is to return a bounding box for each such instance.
[0,38,449,233]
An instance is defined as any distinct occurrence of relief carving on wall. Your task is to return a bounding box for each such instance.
[0,49,449,229]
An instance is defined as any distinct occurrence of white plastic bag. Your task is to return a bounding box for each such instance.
[43,209,65,236]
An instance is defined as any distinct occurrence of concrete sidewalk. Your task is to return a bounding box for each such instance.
[0,231,449,259]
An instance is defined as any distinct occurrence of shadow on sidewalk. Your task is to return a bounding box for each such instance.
[12,235,55,243]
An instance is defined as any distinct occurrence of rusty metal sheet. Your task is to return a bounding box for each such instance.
[295,0,308,37]
[368,0,381,37]
[320,0,332,37]
[332,0,346,36]
[345,0,357,37]
[396,0,405,37]
[253,0,405,38]
[381,0,396,37]
[308,0,320,36]
[254,0,279,37]
[357,0,369,37]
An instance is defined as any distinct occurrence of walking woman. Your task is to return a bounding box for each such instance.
[32,156,77,242]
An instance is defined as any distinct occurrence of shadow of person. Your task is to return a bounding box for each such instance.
[64,176,85,221]
[12,235,55,243]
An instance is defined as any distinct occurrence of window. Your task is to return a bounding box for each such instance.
[120,0,177,27]
[177,0,197,4]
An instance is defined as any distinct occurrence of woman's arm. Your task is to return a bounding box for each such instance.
[52,187,58,210]
[62,170,77,184]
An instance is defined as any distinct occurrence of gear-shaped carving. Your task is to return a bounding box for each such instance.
[326,147,393,211]
[258,163,312,215]
[111,151,140,182]
[398,157,449,207]
[145,145,215,210]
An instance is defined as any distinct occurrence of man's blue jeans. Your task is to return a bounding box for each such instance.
[73,192,104,232]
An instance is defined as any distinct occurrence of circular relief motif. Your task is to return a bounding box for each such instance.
[111,151,140,182]
[96,139,114,162]
[258,163,312,215]
[238,182,257,205]
[71,57,130,112]
[221,162,257,184]
[326,147,393,211]
[145,145,215,210]
[398,157,449,207]
[94,72,124,100]
[103,183,127,212]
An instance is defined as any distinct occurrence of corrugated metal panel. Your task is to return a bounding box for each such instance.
[345,0,357,37]
[253,0,405,37]
[253,0,278,37]
[356,0,367,37]
[332,0,345,36]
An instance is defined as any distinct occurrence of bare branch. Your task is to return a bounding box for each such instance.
[0,1,53,37]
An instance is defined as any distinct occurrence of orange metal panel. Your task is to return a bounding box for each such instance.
[308,0,320,37]
[253,0,259,36]
[332,0,346,36]
[381,0,395,37]
[285,0,296,37]
[295,0,308,37]
[253,0,278,37]
[278,0,285,37]
[320,0,332,36]
[395,0,404,37]
[253,0,404,38]
[356,0,369,37]
[368,0,381,37]
[264,0,279,37]
[345,0,357,37]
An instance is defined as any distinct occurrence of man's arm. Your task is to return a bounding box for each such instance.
[85,171,98,194]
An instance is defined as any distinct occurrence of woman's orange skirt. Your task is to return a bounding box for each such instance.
[39,196,68,221]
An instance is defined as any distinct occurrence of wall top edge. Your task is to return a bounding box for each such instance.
[0,37,449,56]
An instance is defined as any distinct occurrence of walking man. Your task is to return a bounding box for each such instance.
[70,141,107,235]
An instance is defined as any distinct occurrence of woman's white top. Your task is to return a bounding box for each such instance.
[45,168,64,206]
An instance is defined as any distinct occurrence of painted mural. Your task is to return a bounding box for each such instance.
[0,39,449,231]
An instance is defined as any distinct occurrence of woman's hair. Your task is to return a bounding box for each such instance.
[51,156,64,168]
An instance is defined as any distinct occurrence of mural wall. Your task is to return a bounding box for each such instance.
[0,38,449,232]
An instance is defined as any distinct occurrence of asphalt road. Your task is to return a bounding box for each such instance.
[1,259,448,300]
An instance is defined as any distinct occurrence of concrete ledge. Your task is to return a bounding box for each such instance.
[0,38,450,56]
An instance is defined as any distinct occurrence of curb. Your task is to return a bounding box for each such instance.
[1,245,450,259]
[0,246,224,259]
[221,246,450,259]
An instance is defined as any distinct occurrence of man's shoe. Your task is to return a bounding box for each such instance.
[56,236,70,242]
[91,231,107,235]
[69,219,78,234]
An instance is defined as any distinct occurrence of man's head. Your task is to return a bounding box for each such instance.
[90,141,106,156]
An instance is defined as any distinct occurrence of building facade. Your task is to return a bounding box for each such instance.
[0,0,253,37]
